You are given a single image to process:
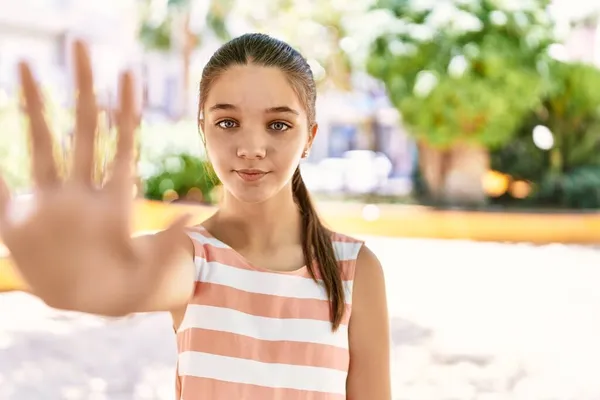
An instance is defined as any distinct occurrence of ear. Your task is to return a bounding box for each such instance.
[306,122,318,151]
[302,123,318,159]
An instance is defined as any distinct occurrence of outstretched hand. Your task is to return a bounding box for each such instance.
[0,41,190,314]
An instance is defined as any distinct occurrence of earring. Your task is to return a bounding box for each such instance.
[303,149,310,158]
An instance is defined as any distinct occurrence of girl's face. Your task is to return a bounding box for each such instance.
[201,64,316,204]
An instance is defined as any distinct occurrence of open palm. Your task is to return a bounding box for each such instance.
[0,41,189,315]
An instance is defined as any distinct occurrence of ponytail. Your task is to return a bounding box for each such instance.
[292,167,346,331]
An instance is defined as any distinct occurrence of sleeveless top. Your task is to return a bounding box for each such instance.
[175,225,364,400]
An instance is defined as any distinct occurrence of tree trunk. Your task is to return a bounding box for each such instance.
[417,141,448,202]
[443,143,490,206]
[418,141,490,206]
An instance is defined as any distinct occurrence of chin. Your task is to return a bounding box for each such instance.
[226,177,290,204]
[229,187,278,204]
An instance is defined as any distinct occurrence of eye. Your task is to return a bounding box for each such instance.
[216,119,238,129]
[269,121,291,132]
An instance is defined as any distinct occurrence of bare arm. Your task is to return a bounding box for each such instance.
[346,245,392,400]
[130,229,196,314]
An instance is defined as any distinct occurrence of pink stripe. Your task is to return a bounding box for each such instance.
[177,328,350,371]
[178,376,346,400]
[188,282,351,324]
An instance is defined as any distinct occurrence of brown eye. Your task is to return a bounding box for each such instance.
[217,120,238,129]
[269,122,291,131]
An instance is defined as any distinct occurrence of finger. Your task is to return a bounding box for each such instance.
[106,71,138,196]
[18,62,59,187]
[70,40,99,184]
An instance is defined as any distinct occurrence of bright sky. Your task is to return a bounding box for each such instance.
[550,0,600,21]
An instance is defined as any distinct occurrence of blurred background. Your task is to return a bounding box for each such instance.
[2,0,600,399]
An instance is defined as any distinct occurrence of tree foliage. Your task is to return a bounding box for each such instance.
[491,60,600,208]
[232,0,374,90]
[541,61,600,171]
[138,0,233,52]
[367,0,557,149]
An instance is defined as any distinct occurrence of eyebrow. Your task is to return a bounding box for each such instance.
[208,103,300,115]
[266,106,299,115]
[208,103,237,112]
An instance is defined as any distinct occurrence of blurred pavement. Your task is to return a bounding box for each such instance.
[2,237,600,399]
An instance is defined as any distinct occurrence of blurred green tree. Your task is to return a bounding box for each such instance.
[0,88,116,192]
[233,0,374,91]
[144,153,220,204]
[367,0,556,205]
[138,0,234,118]
[537,61,600,175]
[491,60,600,208]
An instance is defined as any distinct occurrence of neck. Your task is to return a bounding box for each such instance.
[209,184,303,250]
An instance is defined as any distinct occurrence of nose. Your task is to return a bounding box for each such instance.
[236,132,267,160]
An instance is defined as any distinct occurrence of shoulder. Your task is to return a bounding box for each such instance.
[327,231,384,290]
[350,242,388,322]
[179,222,217,258]
[328,230,364,261]
[354,244,385,291]
[327,230,380,271]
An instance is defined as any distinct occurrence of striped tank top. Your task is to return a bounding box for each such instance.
[175,225,364,399]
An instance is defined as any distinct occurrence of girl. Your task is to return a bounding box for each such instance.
[0,33,391,399]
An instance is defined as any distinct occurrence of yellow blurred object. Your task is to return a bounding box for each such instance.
[482,170,510,197]
[510,180,532,199]
[162,189,180,202]
[0,255,23,292]
[185,187,204,203]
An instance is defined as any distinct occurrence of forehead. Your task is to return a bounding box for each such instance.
[205,65,304,113]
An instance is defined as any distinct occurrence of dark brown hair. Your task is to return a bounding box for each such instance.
[198,33,345,330]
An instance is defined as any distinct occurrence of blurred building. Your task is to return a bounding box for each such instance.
[565,23,600,65]
[0,0,141,106]
[551,0,600,65]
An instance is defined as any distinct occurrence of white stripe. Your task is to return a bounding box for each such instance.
[332,241,363,261]
[178,305,349,349]
[195,259,354,302]
[178,351,347,394]
[193,258,203,282]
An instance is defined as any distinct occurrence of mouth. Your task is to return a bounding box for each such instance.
[235,169,269,182]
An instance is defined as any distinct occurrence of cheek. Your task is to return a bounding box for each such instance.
[279,138,305,164]
[203,139,233,180]
[274,132,306,156]
[278,144,304,166]
[204,133,231,158]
